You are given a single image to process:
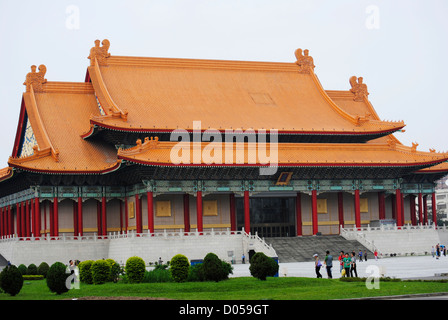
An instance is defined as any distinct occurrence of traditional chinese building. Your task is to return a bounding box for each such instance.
[1,39,447,246]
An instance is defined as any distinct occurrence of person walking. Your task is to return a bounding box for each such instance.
[324,250,333,279]
[436,244,440,259]
[343,253,351,277]
[358,250,363,262]
[364,250,368,261]
[431,246,435,258]
[350,252,358,277]
[374,250,378,261]
[338,251,345,273]
[314,254,322,278]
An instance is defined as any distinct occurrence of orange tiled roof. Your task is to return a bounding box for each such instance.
[85,42,405,136]
[117,137,448,168]
[0,167,13,182]
[8,81,121,174]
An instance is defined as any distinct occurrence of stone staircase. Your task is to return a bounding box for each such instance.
[264,235,374,263]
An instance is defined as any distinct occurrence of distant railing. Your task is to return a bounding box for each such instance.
[0,228,245,243]
[340,223,447,257]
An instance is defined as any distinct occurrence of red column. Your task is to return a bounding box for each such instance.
[25,201,30,238]
[337,192,344,230]
[410,195,417,225]
[101,197,107,236]
[418,193,423,224]
[378,192,385,220]
[184,193,191,233]
[244,190,250,234]
[296,192,302,236]
[147,191,154,234]
[423,195,428,225]
[34,198,40,238]
[354,189,361,229]
[432,192,437,226]
[229,193,236,232]
[197,191,203,233]
[135,194,142,234]
[17,203,21,237]
[395,189,402,227]
[311,190,318,235]
[77,197,83,237]
[53,198,59,237]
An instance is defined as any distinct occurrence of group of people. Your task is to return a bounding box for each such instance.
[432,244,447,259]
[313,249,375,279]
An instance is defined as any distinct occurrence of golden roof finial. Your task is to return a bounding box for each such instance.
[88,39,111,66]
[294,48,315,73]
[349,76,369,102]
[23,64,47,92]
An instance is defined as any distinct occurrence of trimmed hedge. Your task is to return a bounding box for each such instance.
[46,262,70,295]
[202,253,232,282]
[78,260,94,284]
[170,254,190,283]
[249,252,278,281]
[37,262,50,278]
[91,260,111,285]
[0,265,24,296]
[125,256,146,283]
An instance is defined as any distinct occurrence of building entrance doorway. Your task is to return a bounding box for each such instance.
[236,197,296,237]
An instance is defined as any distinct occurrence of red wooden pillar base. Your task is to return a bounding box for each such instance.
[197,191,203,234]
[296,192,302,236]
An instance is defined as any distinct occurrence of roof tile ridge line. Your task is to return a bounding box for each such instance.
[117,137,162,156]
[8,146,52,165]
[108,55,297,66]
[311,72,401,129]
[43,81,94,93]
[92,57,128,120]
[25,86,60,162]
[309,72,366,126]
[393,143,448,159]
[107,55,298,70]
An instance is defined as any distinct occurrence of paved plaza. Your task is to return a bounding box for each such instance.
[230,255,448,280]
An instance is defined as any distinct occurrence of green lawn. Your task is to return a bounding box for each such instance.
[1,277,447,300]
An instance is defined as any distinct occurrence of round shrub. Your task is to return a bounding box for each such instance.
[78,260,94,284]
[202,253,229,282]
[249,252,278,281]
[37,262,50,278]
[106,259,121,282]
[0,265,24,296]
[170,254,190,283]
[91,260,111,285]
[46,262,70,295]
[18,264,27,275]
[125,256,146,283]
[27,263,38,275]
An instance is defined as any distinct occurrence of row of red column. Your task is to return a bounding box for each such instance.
[0,198,41,239]
[294,190,438,236]
[0,190,438,238]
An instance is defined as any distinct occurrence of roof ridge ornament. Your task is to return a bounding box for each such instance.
[23,65,47,92]
[88,39,111,66]
[349,76,369,101]
[294,48,315,73]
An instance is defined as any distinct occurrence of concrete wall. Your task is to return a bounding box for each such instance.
[0,232,275,266]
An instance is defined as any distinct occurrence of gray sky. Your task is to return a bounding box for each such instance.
[1,0,447,167]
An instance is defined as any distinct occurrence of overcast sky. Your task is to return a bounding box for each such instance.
[0,0,447,167]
